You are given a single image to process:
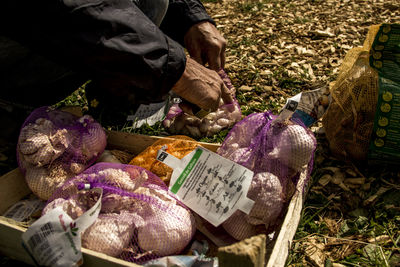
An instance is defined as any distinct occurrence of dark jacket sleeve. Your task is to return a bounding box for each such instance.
[1,0,186,101]
[160,0,216,45]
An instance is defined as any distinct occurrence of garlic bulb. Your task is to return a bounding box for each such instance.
[18,119,70,167]
[222,172,284,240]
[82,212,136,257]
[268,124,316,173]
[137,204,195,256]
[42,197,86,219]
[25,163,72,200]
[79,115,107,161]
[222,210,258,241]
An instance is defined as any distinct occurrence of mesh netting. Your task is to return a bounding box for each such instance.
[217,112,316,240]
[17,106,107,200]
[322,26,381,162]
[129,136,201,185]
[43,162,196,263]
[162,69,242,137]
[323,26,379,161]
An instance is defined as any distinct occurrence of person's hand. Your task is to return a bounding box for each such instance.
[172,57,233,111]
[184,21,226,71]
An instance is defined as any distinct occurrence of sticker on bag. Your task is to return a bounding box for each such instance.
[21,187,102,267]
[157,147,255,227]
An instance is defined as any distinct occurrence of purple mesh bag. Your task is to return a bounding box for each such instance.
[163,69,242,137]
[17,106,107,200]
[217,112,317,240]
[43,162,196,263]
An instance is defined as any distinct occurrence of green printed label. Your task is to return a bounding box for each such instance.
[171,149,203,194]
[368,24,400,163]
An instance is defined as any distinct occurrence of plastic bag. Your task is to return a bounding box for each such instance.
[17,106,107,200]
[163,70,242,137]
[129,136,201,185]
[43,162,196,263]
[216,112,316,240]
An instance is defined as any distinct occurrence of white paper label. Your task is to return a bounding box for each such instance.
[21,187,103,267]
[126,100,170,128]
[158,147,255,227]
[280,86,331,126]
[278,92,302,122]
[3,199,45,222]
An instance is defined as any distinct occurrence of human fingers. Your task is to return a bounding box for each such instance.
[207,50,222,71]
[172,58,221,111]
[187,45,204,66]
[220,42,226,69]
[206,38,225,71]
[220,81,233,104]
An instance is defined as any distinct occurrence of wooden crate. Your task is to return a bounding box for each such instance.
[0,131,308,267]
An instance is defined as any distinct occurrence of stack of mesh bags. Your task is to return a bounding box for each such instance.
[217,112,316,240]
[42,162,196,263]
[17,106,107,200]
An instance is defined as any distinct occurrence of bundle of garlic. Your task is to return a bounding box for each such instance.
[163,69,242,137]
[43,162,196,263]
[17,106,107,200]
[217,112,316,240]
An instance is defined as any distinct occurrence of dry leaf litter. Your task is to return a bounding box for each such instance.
[204,0,400,265]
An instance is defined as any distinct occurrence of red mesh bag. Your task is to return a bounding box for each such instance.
[217,112,316,240]
[43,162,196,263]
[17,106,107,200]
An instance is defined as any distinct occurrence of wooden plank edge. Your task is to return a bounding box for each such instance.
[266,167,308,267]
[0,219,34,265]
[0,168,31,214]
[106,130,221,154]
[0,219,141,267]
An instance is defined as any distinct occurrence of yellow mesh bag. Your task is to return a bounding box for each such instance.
[129,136,201,185]
[322,25,381,162]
